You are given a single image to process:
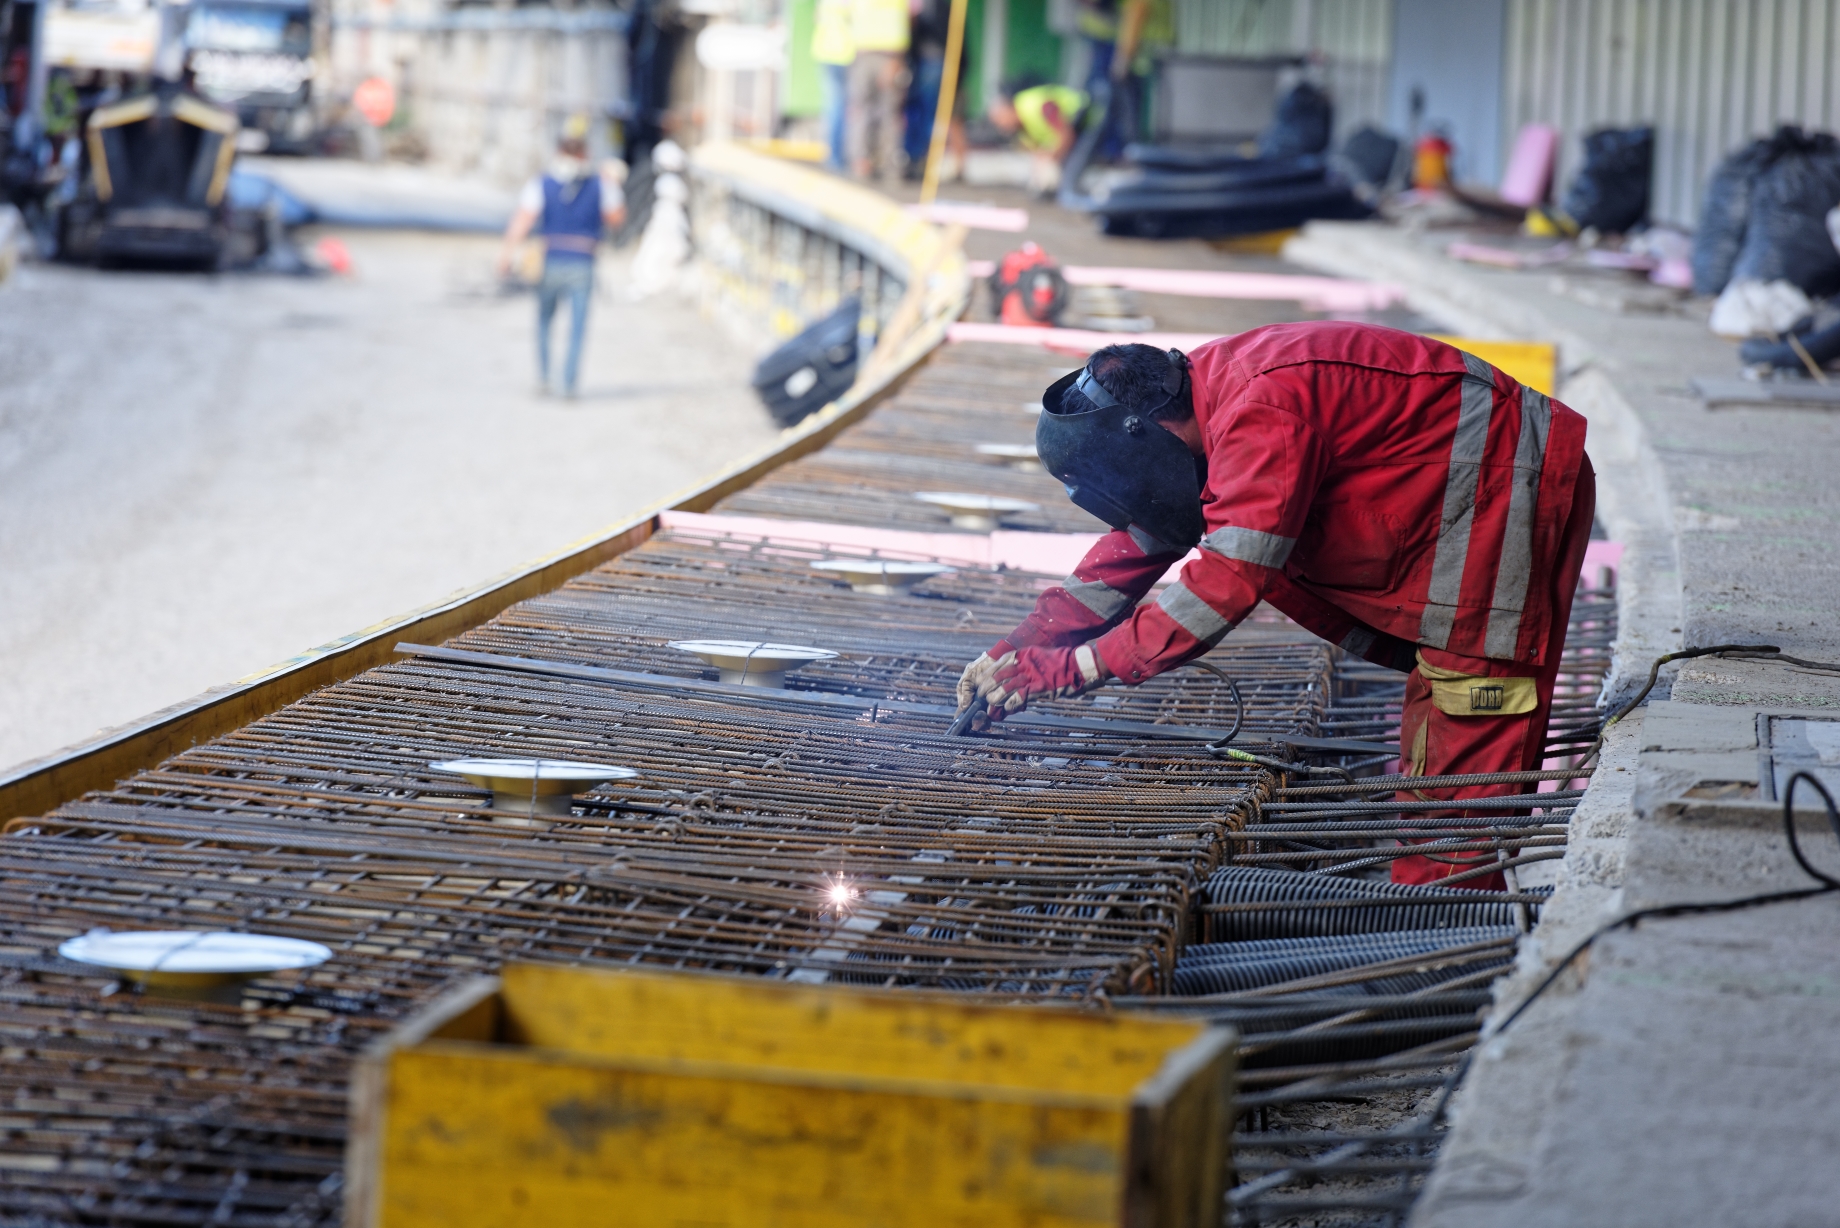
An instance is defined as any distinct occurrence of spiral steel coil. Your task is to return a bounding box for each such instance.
[1200,865,1552,942]
[1173,926,1517,996]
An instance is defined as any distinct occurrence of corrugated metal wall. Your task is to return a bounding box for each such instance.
[1171,0,1394,141]
[1503,0,1840,227]
[1313,0,1397,143]
[329,3,627,186]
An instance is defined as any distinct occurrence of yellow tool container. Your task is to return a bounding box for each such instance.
[347,963,1234,1228]
[1429,336,1559,395]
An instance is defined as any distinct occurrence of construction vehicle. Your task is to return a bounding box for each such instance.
[60,80,239,265]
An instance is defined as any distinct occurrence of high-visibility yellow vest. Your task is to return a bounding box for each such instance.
[1076,0,1118,41]
[851,0,910,53]
[811,0,855,65]
[1014,85,1088,151]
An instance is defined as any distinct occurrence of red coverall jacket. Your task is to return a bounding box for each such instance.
[1002,322,1588,684]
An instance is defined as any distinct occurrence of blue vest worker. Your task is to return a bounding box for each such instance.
[497,133,628,397]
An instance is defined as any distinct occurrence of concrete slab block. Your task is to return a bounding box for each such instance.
[1622,798,1828,909]
[1672,657,1840,711]
[1639,700,1756,752]
[1637,748,1760,782]
[1417,897,1840,1228]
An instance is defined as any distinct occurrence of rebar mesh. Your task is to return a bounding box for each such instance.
[716,343,1107,533]
[0,338,1612,1228]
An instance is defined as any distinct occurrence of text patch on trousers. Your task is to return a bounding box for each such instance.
[1416,654,1538,717]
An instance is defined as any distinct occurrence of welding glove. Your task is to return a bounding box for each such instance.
[956,641,1016,715]
[977,644,1111,722]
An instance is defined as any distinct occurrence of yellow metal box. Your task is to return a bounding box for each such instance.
[347,963,1234,1228]
[1428,335,1559,395]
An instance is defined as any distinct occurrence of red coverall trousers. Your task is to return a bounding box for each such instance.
[1391,455,1596,889]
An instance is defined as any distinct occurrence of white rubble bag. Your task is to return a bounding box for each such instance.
[1708,278,1814,338]
[628,140,692,302]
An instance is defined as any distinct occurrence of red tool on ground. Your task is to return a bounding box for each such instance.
[989,242,1068,327]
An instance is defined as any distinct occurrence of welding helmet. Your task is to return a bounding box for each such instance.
[1035,348,1207,551]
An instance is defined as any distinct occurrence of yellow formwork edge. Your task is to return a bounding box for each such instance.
[1429,336,1557,395]
[349,964,1235,1228]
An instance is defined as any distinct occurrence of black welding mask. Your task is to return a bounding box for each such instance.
[1035,349,1207,551]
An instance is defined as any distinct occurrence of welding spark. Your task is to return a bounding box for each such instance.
[820,876,859,916]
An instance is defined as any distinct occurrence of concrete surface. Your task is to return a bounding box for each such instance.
[243,155,519,231]
[0,230,776,773]
[1284,218,1840,1225]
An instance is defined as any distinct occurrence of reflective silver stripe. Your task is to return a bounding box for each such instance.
[1127,524,1183,557]
[1155,581,1235,646]
[1201,525,1296,568]
[1418,352,1497,650]
[1339,626,1377,656]
[1484,386,1552,657]
[1074,643,1107,686]
[1061,574,1133,620]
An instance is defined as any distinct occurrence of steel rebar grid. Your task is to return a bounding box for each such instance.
[0,383,1332,1227]
[715,344,1107,533]
[0,333,1617,1228]
[1157,575,1615,1226]
[455,526,1334,734]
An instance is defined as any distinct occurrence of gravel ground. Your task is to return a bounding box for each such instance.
[0,231,776,772]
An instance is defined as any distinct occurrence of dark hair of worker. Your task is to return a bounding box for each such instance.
[1059,343,1194,421]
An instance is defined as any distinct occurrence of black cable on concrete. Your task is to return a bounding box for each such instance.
[1719,648,1840,676]
[1579,642,1781,762]
[1491,770,1840,1039]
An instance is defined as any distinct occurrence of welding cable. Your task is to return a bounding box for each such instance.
[1577,642,1781,763]
[1717,647,1840,676]
[1489,770,1840,1040]
[1211,745,1355,783]
[1176,660,1246,745]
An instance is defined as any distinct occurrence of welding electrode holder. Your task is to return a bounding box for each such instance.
[947,695,988,736]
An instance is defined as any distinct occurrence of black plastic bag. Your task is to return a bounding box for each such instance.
[751,297,860,428]
[1560,126,1652,233]
[1729,127,1840,297]
[1692,135,1778,295]
[1738,312,1840,370]
[1258,83,1333,159]
[1339,126,1401,189]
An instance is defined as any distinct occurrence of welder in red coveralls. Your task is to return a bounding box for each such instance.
[953,323,1595,891]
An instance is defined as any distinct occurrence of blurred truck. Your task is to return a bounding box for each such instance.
[182,0,315,153]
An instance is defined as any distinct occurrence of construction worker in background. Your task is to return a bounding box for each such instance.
[811,0,854,172]
[903,0,968,181]
[847,0,912,183]
[955,324,1596,892]
[1103,0,1168,154]
[496,118,628,398]
[1074,1,1124,159]
[986,79,1088,196]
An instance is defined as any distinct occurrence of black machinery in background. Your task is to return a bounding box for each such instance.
[751,296,862,428]
[1060,79,1389,239]
[61,81,238,265]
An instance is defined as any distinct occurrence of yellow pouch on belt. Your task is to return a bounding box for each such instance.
[1416,653,1539,716]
